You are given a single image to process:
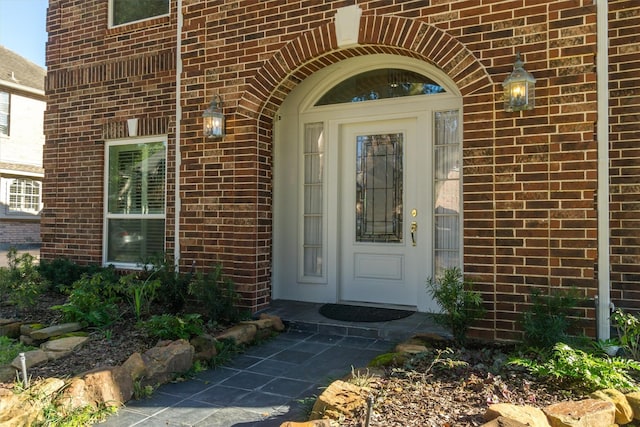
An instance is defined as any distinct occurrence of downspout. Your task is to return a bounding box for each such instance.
[596,0,610,340]
[174,0,183,270]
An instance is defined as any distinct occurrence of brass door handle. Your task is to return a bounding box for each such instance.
[410,221,417,246]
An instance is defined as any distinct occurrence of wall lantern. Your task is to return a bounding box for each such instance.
[503,53,536,112]
[203,95,225,138]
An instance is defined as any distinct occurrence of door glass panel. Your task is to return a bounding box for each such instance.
[355,133,403,243]
[303,122,324,277]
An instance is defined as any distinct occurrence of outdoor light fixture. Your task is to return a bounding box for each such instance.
[203,95,225,138]
[503,53,536,112]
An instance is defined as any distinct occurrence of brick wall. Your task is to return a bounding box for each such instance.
[44,0,611,339]
[0,220,40,247]
[609,1,640,312]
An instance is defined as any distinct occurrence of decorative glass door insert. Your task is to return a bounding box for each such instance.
[355,133,403,243]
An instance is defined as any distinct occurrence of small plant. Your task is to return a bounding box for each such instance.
[133,380,155,400]
[592,338,621,357]
[509,342,640,392]
[52,269,123,328]
[188,264,240,323]
[426,267,485,344]
[0,248,49,309]
[611,309,640,360]
[38,257,103,293]
[0,336,35,365]
[520,287,584,350]
[209,338,239,368]
[141,313,204,340]
[139,254,191,312]
[120,273,160,321]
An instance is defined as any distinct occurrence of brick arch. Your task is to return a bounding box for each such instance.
[237,14,494,121]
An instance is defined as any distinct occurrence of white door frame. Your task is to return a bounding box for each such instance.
[272,54,461,312]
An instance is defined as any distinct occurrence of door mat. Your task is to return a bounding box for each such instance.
[318,303,414,322]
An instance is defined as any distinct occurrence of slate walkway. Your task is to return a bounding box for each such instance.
[100,301,447,426]
[100,330,393,426]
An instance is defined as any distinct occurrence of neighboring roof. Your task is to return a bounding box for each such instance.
[0,45,45,92]
[0,162,44,177]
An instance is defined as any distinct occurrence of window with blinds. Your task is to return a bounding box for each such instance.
[105,139,166,266]
[0,92,9,136]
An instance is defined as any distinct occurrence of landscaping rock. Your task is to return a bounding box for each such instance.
[0,366,16,383]
[11,349,48,370]
[0,377,65,427]
[41,335,89,361]
[544,398,615,427]
[121,352,146,381]
[280,420,332,427]
[190,334,218,363]
[260,313,285,331]
[216,323,257,346]
[141,339,194,387]
[309,380,367,421]
[625,391,640,421]
[242,319,276,340]
[485,403,550,427]
[30,322,83,340]
[56,365,133,412]
[481,416,529,427]
[590,388,633,425]
[0,321,21,339]
[394,342,428,354]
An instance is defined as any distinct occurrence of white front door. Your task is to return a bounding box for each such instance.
[339,117,429,307]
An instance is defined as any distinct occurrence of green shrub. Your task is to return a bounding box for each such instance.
[188,264,240,323]
[0,248,49,309]
[510,342,640,392]
[38,257,103,293]
[426,267,485,344]
[119,273,160,321]
[141,313,204,340]
[52,269,124,328]
[138,254,191,313]
[521,287,584,349]
[611,309,640,360]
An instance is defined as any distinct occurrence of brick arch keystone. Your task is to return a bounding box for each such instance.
[237,15,494,121]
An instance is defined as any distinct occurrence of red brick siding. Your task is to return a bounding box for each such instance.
[44,0,607,339]
[609,1,640,312]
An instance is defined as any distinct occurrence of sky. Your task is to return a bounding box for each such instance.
[0,0,48,68]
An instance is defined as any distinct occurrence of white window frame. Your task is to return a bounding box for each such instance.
[0,91,9,137]
[108,0,170,28]
[103,136,167,268]
[3,178,42,215]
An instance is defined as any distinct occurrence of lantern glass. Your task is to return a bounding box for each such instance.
[503,53,535,112]
[203,97,225,138]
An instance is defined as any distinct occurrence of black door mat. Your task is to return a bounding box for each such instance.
[319,303,414,322]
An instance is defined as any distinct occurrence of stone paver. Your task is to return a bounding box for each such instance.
[100,330,392,426]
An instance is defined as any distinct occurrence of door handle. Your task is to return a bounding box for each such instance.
[410,221,417,246]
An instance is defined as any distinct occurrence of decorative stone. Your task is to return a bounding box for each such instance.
[0,366,16,383]
[141,339,194,387]
[481,416,529,427]
[590,388,633,425]
[190,334,218,363]
[280,421,332,427]
[11,349,48,370]
[20,323,43,336]
[30,322,83,340]
[394,342,428,354]
[544,399,615,427]
[41,335,89,360]
[56,366,133,411]
[0,322,21,339]
[121,352,147,381]
[485,403,550,427]
[260,313,285,332]
[241,319,274,340]
[309,380,367,421]
[216,323,257,346]
[0,378,65,427]
[625,391,640,421]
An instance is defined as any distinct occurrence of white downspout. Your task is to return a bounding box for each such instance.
[596,0,610,340]
[174,0,183,270]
